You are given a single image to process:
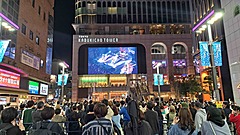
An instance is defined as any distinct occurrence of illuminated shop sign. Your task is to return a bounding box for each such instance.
[0,69,20,88]
[40,83,48,95]
[29,81,39,94]
[21,50,40,70]
[78,36,119,43]
[153,74,164,86]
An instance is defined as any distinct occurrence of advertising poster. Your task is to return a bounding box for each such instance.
[152,60,167,69]
[0,69,20,88]
[212,42,222,66]
[40,83,48,95]
[0,40,10,62]
[199,41,210,66]
[21,50,40,70]
[29,81,39,94]
[153,74,164,86]
[57,74,69,86]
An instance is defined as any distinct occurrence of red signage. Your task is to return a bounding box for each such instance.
[0,69,20,88]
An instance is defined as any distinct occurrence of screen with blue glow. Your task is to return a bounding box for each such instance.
[57,74,69,86]
[0,40,10,62]
[153,74,164,86]
[29,81,39,94]
[88,47,138,74]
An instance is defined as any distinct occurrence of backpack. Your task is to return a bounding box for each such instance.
[29,122,59,135]
[0,124,13,135]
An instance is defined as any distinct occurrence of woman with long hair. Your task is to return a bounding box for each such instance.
[168,106,198,135]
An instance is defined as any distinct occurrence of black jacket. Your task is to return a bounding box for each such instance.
[0,123,23,135]
[39,121,64,135]
[144,110,160,134]
[32,110,43,123]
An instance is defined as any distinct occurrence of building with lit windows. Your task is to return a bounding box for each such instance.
[190,0,233,101]
[0,0,54,105]
[72,0,194,102]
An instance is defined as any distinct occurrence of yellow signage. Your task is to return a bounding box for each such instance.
[215,101,223,108]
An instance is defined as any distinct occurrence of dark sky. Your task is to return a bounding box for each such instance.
[53,0,75,68]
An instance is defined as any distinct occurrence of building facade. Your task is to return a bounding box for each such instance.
[0,0,54,105]
[221,0,240,104]
[191,0,233,101]
[72,0,194,102]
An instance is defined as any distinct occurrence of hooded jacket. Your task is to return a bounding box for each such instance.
[194,109,207,131]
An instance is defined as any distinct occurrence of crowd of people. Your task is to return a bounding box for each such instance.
[0,97,239,135]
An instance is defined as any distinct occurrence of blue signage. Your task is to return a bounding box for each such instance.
[199,41,210,66]
[0,40,10,62]
[57,74,69,86]
[153,74,164,86]
[46,47,53,74]
[29,81,39,94]
[212,42,222,66]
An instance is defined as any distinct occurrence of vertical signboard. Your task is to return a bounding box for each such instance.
[46,47,52,74]
[212,42,222,66]
[40,83,48,95]
[57,74,69,86]
[153,74,164,86]
[199,41,210,66]
[0,40,10,62]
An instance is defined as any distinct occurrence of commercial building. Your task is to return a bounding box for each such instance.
[221,0,240,104]
[0,0,54,105]
[191,0,233,101]
[72,0,194,102]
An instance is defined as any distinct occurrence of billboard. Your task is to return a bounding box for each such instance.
[29,81,39,94]
[173,59,186,67]
[57,74,69,86]
[88,47,138,74]
[199,41,210,66]
[212,42,222,66]
[152,60,167,69]
[21,50,40,70]
[40,83,48,95]
[153,74,164,86]
[0,69,20,88]
[0,40,10,62]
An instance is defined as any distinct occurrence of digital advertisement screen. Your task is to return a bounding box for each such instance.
[193,54,201,74]
[173,59,186,67]
[0,40,10,62]
[57,74,69,86]
[152,60,167,69]
[0,69,20,88]
[88,47,138,74]
[40,83,48,95]
[29,81,39,94]
[153,74,164,86]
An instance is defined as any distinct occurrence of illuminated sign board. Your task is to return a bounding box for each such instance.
[0,69,20,88]
[78,36,119,43]
[57,74,69,86]
[29,81,39,94]
[153,74,164,86]
[40,83,48,95]
[21,50,40,70]
[0,40,10,62]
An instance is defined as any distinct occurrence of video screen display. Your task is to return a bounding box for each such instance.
[152,60,167,69]
[193,54,201,74]
[29,81,39,94]
[153,74,164,86]
[173,59,186,67]
[88,47,138,74]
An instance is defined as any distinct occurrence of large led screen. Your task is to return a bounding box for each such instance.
[29,81,39,94]
[88,47,138,74]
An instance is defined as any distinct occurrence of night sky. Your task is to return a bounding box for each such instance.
[53,0,75,68]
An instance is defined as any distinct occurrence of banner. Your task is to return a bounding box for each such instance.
[212,42,222,66]
[57,74,69,86]
[0,40,10,62]
[153,74,164,86]
[199,41,210,66]
[21,50,40,70]
[0,69,20,88]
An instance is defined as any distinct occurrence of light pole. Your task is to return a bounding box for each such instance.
[156,63,162,100]
[59,62,69,101]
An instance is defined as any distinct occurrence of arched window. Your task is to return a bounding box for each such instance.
[151,44,166,54]
[172,45,186,54]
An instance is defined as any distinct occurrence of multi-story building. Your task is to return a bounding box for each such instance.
[221,0,240,104]
[191,0,233,101]
[72,0,194,102]
[0,0,54,105]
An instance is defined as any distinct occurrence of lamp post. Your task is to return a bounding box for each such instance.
[156,63,162,100]
[193,10,224,101]
[59,62,69,101]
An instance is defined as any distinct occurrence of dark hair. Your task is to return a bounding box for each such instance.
[115,101,120,108]
[178,108,195,131]
[72,106,77,111]
[1,107,18,123]
[147,101,154,110]
[37,101,44,109]
[101,99,109,106]
[0,105,4,112]
[88,104,94,112]
[77,103,83,111]
[94,103,108,118]
[120,101,125,106]
[27,100,34,108]
[55,108,61,115]
[20,104,25,109]
[57,101,60,104]
[194,102,202,108]
[112,105,119,116]
[41,107,55,120]
[139,110,145,121]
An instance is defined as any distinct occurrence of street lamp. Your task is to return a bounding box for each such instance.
[192,10,224,101]
[59,62,69,101]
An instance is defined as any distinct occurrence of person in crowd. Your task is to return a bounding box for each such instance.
[102,99,114,120]
[0,107,23,135]
[168,105,198,135]
[138,110,153,135]
[82,103,113,135]
[230,106,240,135]
[190,102,197,121]
[68,106,81,135]
[144,101,159,135]
[55,101,61,109]
[201,106,231,135]
[77,103,86,126]
[21,100,35,131]
[119,100,131,127]
[32,101,44,124]
[166,105,177,128]
[194,102,207,133]
[52,108,66,128]
[222,101,231,125]
[139,102,147,113]
[84,104,96,124]
[155,105,164,135]
[0,105,4,124]
[112,105,124,135]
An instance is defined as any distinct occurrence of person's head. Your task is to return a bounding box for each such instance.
[88,104,94,112]
[178,108,195,130]
[115,101,120,108]
[112,105,119,116]
[55,108,61,115]
[120,100,125,106]
[77,103,83,111]
[169,105,176,113]
[101,99,109,106]
[147,101,154,110]
[138,110,145,121]
[27,100,34,108]
[57,101,60,104]
[41,107,55,120]
[1,107,18,123]
[222,101,229,109]
[206,106,225,126]
[194,102,202,110]
[72,106,77,111]
[20,104,25,110]
[94,103,108,118]
[37,101,44,109]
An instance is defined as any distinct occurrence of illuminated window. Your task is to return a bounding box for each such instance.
[108,7,117,14]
